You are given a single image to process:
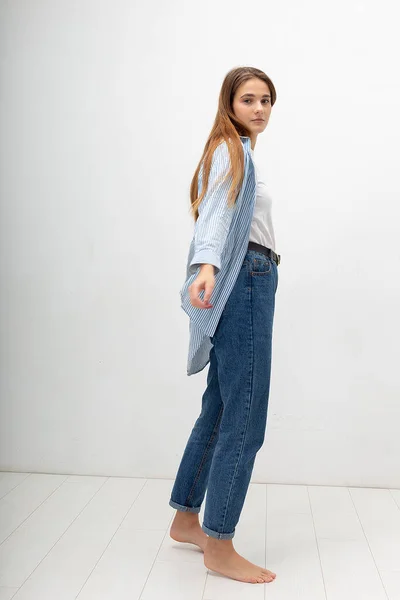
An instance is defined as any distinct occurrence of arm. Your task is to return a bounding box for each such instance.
[188,141,235,276]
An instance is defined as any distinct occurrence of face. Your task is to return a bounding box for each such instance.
[232,77,272,139]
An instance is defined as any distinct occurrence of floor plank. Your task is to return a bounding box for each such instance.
[0,474,398,600]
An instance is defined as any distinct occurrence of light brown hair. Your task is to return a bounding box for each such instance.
[189,66,277,221]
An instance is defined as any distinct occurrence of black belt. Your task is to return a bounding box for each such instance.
[248,241,281,266]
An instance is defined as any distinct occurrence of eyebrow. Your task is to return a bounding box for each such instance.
[240,93,271,98]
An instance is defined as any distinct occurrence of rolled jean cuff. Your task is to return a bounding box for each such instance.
[169,499,201,513]
[201,523,235,540]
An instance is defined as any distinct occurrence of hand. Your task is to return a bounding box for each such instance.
[189,264,215,309]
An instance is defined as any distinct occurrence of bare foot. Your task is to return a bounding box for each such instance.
[169,510,209,552]
[204,537,277,584]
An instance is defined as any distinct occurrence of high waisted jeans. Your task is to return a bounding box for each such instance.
[169,247,278,539]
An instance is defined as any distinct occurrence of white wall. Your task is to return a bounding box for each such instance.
[0,0,399,487]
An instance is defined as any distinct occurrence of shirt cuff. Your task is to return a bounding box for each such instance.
[189,249,221,275]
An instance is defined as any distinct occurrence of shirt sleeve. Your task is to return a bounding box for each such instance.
[188,141,236,276]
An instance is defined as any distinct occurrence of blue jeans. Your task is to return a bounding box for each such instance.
[169,248,278,539]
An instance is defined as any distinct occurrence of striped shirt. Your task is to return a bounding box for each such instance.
[180,135,257,376]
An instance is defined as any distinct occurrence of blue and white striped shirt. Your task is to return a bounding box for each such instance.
[180,135,256,376]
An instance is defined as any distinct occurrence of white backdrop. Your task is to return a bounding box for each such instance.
[0,0,399,487]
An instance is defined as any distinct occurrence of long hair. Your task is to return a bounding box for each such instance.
[189,66,277,222]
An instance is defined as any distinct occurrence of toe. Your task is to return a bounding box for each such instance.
[263,569,276,578]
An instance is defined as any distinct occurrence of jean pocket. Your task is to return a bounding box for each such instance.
[251,256,272,275]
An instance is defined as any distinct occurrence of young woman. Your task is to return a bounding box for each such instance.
[169,66,280,585]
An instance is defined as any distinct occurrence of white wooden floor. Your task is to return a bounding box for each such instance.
[0,472,400,599]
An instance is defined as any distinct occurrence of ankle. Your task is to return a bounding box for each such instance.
[173,510,199,522]
[205,537,234,552]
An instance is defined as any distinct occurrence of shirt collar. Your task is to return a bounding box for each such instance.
[227,135,251,151]
[239,136,252,151]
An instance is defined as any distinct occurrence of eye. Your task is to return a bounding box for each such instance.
[243,98,270,104]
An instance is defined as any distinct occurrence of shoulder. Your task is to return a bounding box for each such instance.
[211,140,230,168]
[200,138,242,177]
[214,138,245,159]
[212,138,246,172]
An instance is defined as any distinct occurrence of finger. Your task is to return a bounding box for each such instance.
[203,284,214,305]
[189,284,213,309]
[190,295,213,309]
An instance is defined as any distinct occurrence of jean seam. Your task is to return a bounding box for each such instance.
[219,282,254,534]
[185,403,224,507]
